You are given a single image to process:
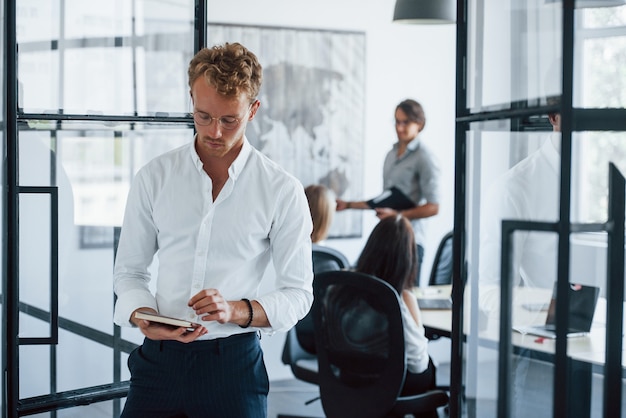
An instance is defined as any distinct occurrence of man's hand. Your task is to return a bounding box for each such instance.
[188,289,233,324]
[131,308,207,343]
[375,207,398,219]
[335,199,349,211]
[189,289,266,328]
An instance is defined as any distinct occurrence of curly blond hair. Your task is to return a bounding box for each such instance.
[188,42,263,100]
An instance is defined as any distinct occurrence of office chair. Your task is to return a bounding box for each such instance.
[312,271,449,418]
[277,245,350,418]
[428,231,453,286]
[425,230,453,345]
[424,231,454,396]
[311,244,350,274]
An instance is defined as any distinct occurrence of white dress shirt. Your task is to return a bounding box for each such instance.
[113,137,314,338]
[479,134,560,311]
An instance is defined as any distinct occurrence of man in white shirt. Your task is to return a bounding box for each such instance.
[479,111,561,313]
[113,42,313,418]
[478,108,562,418]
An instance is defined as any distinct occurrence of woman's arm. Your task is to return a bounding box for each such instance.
[402,289,423,327]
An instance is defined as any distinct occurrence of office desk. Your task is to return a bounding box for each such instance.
[415,285,623,366]
[415,285,625,418]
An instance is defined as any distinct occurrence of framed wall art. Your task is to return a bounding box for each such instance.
[207,23,366,238]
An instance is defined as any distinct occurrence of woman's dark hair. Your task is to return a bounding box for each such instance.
[396,99,426,130]
[355,215,417,293]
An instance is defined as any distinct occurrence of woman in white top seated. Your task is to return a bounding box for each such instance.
[354,214,434,396]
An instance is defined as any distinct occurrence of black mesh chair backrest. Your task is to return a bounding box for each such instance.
[312,244,350,274]
[294,244,350,354]
[313,271,406,418]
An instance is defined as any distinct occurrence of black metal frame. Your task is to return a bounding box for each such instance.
[2,1,208,417]
[452,0,626,417]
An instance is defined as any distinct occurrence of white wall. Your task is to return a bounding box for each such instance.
[208,0,456,268]
[206,0,457,380]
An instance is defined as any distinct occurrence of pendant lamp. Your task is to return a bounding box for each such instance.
[545,0,626,6]
[393,0,456,24]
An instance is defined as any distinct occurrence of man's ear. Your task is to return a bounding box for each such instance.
[249,100,260,120]
[548,113,558,125]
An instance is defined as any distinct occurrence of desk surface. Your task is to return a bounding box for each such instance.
[414,285,625,368]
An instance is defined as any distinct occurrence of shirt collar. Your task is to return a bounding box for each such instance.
[393,137,421,154]
[189,134,204,172]
[229,137,252,180]
[541,132,560,175]
[407,137,421,151]
[188,134,252,180]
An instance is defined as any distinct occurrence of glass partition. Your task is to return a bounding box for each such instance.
[17,121,192,401]
[17,0,194,116]
[459,0,626,414]
[1,0,5,407]
[576,5,626,109]
[466,0,562,111]
[464,124,563,418]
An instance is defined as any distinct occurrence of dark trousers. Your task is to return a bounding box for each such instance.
[121,332,269,418]
[401,358,438,418]
[401,357,436,397]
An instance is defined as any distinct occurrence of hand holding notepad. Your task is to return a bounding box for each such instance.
[366,187,416,211]
[134,310,200,332]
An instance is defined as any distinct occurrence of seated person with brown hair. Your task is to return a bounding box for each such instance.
[355,215,435,397]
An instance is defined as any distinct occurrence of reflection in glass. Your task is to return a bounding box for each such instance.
[579,32,626,108]
[473,123,560,304]
[16,122,191,397]
[466,125,563,418]
[17,0,194,115]
[574,131,626,223]
[467,0,562,110]
[581,4,626,29]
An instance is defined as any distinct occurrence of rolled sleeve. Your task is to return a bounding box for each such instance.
[113,288,158,326]
[257,287,314,333]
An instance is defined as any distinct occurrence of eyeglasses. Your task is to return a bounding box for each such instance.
[193,103,253,130]
[395,119,415,127]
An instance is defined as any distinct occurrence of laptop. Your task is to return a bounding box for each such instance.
[514,283,600,339]
[418,297,452,310]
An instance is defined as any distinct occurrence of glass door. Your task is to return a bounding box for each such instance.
[3,1,196,416]
[452,1,626,417]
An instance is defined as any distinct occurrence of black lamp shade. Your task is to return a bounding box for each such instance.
[393,0,456,24]
[546,0,626,6]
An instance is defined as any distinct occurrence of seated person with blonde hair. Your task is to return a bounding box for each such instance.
[305,184,336,244]
[305,184,350,274]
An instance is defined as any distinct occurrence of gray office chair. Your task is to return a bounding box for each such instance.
[312,270,449,418]
[428,231,453,286]
[425,231,454,397]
